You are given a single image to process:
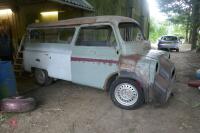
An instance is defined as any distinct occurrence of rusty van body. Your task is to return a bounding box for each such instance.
[23,16,175,109]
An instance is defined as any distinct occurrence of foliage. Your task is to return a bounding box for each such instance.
[172,24,186,37]
[149,19,168,43]
[157,0,192,37]
[157,0,200,48]
[157,0,192,14]
[167,13,190,25]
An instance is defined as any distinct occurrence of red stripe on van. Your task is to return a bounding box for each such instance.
[71,57,118,64]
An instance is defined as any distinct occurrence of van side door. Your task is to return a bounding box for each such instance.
[71,25,119,89]
[24,27,75,81]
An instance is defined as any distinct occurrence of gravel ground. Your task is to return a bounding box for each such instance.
[1,44,200,133]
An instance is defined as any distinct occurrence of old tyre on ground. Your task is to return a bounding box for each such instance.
[188,80,200,88]
[110,78,144,110]
[34,69,52,86]
[0,96,36,113]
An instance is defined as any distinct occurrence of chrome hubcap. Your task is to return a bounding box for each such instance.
[114,83,138,106]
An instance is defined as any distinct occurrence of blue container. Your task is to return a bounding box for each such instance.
[0,61,17,99]
[0,44,11,57]
[196,69,200,80]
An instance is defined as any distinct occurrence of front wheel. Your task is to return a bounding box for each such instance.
[176,49,179,52]
[110,78,144,110]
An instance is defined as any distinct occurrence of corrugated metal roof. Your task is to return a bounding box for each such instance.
[50,0,94,11]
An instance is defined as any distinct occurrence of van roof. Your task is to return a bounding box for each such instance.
[28,16,139,29]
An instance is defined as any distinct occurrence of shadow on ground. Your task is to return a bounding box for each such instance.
[1,45,200,133]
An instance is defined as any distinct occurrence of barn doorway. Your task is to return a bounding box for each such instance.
[0,9,13,61]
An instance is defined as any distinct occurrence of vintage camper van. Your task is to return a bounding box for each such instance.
[23,16,175,110]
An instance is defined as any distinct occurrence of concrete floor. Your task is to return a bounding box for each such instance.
[1,44,200,133]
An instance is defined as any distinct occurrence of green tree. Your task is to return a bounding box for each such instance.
[157,0,200,49]
[168,14,190,41]
[149,19,168,43]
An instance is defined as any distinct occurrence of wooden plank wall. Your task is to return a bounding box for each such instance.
[3,1,84,54]
[86,0,150,38]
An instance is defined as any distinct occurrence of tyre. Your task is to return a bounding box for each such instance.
[110,78,144,110]
[176,49,179,52]
[1,96,36,113]
[34,69,52,86]
[188,80,200,88]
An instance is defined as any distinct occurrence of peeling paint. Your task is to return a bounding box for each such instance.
[118,50,175,104]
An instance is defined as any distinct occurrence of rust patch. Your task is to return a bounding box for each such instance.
[119,54,142,70]
[123,54,141,61]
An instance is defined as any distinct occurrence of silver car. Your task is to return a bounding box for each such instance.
[158,35,182,52]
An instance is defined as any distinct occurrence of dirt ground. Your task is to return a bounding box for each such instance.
[1,44,200,133]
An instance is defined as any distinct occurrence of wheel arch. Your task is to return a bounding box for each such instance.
[31,67,49,74]
[31,67,36,72]
[104,72,119,92]
[104,71,146,99]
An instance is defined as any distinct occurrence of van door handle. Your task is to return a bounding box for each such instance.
[116,50,119,55]
[36,59,40,62]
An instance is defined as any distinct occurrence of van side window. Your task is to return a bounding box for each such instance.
[30,28,75,44]
[44,28,58,43]
[76,25,116,47]
[30,30,44,43]
[59,28,75,43]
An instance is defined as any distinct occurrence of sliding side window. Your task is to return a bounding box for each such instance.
[29,28,75,44]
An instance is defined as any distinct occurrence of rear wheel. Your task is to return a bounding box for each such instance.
[34,69,52,86]
[110,78,144,110]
